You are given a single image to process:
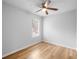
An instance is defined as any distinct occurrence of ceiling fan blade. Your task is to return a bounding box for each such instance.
[47,8,58,11]
[42,0,48,8]
[43,0,51,7]
[44,1,48,7]
[45,10,48,15]
[35,9,41,12]
[46,0,51,5]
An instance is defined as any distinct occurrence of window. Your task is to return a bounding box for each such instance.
[32,18,40,37]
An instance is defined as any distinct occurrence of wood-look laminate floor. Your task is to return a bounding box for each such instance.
[3,42,77,59]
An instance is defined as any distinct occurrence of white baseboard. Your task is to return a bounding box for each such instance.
[2,41,41,58]
[43,40,77,50]
[3,40,76,58]
[53,42,76,50]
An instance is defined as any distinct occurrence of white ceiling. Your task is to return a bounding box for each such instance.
[3,0,77,16]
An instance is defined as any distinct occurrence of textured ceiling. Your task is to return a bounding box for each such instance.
[3,0,77,16]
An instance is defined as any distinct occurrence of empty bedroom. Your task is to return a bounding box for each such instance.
[2,0,77,59]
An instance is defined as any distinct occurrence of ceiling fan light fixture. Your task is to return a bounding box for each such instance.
[42,8,47,12]
[35,0,58,15]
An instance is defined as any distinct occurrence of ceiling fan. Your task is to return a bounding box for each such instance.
[36,0,58,15]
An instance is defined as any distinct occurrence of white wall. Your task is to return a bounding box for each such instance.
[2,2,42,56]
[43,10,77,49]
